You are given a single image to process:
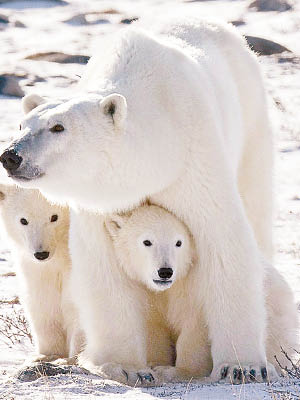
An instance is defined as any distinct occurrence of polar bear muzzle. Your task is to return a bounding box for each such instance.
[0,149,23,174]
[0,147,44,182]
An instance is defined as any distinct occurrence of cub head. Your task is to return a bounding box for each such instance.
[0,184,69,263]
[106,205,194,292]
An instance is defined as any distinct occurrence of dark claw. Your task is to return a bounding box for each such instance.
[137,372,154,383]
[143,373,154,382]
[261,367,267,380]
[243,369,247,377]
[249,369,256,381]
[233,368,238,380]
[221,366,229,379]
[122,369,129,382]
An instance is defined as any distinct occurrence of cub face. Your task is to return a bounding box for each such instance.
[0,184,69,262]
[106,205,193,292]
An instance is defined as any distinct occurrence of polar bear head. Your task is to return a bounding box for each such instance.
[0,184,69,262]
[0,90,183,212]
[106,205,194,292]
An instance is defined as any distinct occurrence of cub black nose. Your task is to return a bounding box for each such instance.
[158,267,173,279]
[0,149,23,172]
[34,251,49,261]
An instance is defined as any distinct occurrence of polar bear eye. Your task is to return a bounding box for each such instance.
[20,218,28,225]
[50,214,58,222]
[143,240,152,247]
[19,124,21,131]
[50,124,64,133]
[176,240,182,247]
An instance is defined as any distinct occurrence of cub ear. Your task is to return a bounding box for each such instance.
[105,214,128,237]
[22,94,46,114]
[99,93,127,133]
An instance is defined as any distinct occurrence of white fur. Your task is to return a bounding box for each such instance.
[2,17,286,382]
[108,205,298,382]
[0,185,83,361]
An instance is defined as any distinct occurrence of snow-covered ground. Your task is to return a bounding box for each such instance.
[0,0,300,398]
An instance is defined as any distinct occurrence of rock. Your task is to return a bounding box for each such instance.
[245,36,291,55]
[16,363,73,382]
[63,13,110,25]
[248,0,292,12]
[0,74,25,97]
[13,20,26,28]
[63,14,88,25]
[25,52,90,64]
[0,13,9,24]
[120,17,139,24]
[230,20,246,27]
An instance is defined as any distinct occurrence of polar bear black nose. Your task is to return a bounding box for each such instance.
[34,251,49,261]
[0,149,23,172]
[158,267,173,279]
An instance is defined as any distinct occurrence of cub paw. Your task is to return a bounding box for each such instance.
[153,366,182,383]
[97,362,157,387]
[211,362,278,384]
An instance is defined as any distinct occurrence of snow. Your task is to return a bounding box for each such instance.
[0,0,300,398]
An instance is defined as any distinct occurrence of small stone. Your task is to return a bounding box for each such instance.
[248,0,292,12]
[245,36,291,55]
[14,20,26,28]
[16,362,72,382]
[0,74,25,97]
[120,17,139,24]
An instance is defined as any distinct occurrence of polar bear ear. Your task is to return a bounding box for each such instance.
[100,94,127,133]
[22,94,46,114]
[0,184,11,201]
[105,214,128,237]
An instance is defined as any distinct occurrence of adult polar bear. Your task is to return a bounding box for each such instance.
[0,18,276,382]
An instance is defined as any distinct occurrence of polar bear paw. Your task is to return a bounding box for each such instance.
[211,362,278,384]
[152,366,184,383]
[97,362,157,387]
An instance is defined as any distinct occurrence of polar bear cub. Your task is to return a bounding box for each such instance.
[107,204,298,383]
[0,184,83,362]
[106,204,212,379]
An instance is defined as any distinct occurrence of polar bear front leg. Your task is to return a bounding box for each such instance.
[69,210,149,381]
[152,171,277,384]
[154,317,212,383]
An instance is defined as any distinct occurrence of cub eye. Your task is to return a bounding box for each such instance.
[176,240,182,247]
[143,240,152,247]
[20,218,28,225]
[50,214,58,222]
[50,124,64,133]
